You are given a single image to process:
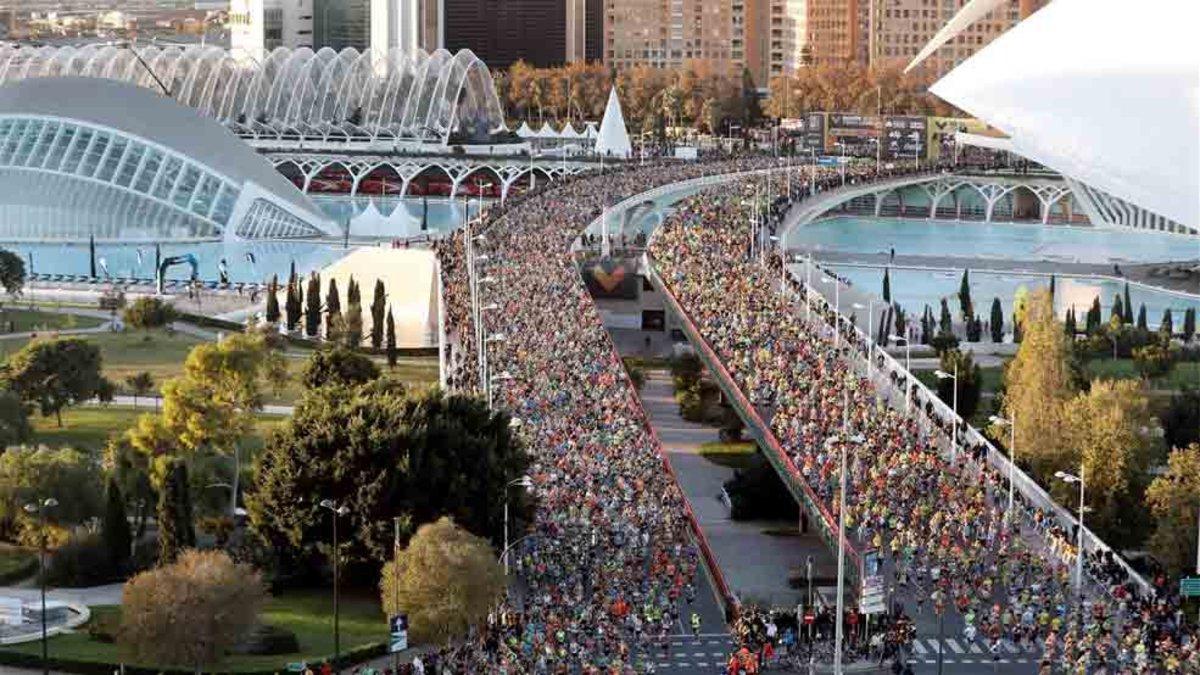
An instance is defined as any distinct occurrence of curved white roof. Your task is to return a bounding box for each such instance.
[931,0,1200,228]
[0,76,326,224]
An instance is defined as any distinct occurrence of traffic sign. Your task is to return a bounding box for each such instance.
[1181,577,1200,597]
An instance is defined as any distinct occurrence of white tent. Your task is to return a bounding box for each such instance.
[931,0,1199,229]
[515,122,535,138]
[536,122,559,139]
[559,123,580,139]
[595,88,632,158]
[583,123,599,140]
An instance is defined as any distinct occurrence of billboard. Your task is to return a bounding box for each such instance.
[801,112,825,154]
[826,114,880,158]
[881,115,928,161]
[926,116,989,162]
[581,258,640,300]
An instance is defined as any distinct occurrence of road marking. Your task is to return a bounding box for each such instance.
[968,642,983,654]
[912,641,927,655]
[946,638,965,654]
[1003,640,1020,653]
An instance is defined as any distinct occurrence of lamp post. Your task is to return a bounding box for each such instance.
[934,364,958,461]
[989,414,1016,521]
[851,300,876,361]
[727,124,742,154]
[826,426,865,675]
[319,499,351,675]
[888,334,911,411]
[1054,469,1087,599]
[483,333,506,409]
[821,275,840,349]
[502,475,533,575]
[488,369,513,412]
[23,498,57,675]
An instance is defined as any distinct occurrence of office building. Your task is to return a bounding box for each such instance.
[229,0,314,53]
[441,0,600,69]
[604,0,750,78]
[313,0,371,51]
[370,0,439,53]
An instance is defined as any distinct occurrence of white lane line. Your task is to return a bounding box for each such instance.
[1004,640,1020,653]
[945,638,965,654]
[912,641,927,655]
[968,642,983,654]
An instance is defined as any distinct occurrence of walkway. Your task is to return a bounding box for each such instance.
[637,371,837,609]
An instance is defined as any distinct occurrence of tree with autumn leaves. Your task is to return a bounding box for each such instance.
[764,63,955,119]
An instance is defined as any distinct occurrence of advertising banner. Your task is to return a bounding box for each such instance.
[861,549,886,614]
[881,115,928,161]
[926,116,988,162]
[389,614,409,653]
[826,114,880,158]
[581,258,641,300]
[801,113,826,154]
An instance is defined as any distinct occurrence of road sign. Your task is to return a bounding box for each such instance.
[389,614,409,653]
[1181,577,1200,597]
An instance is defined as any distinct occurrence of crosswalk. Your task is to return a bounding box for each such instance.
[909,636,1041,665]
[645,634,735,672]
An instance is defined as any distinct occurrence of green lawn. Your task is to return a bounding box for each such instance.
[697,441,758,469]
[0,308,105,334]
[0,590,388,672]
[33,406,284,453]
[267,354,439,405]
[1083,358,1200,390]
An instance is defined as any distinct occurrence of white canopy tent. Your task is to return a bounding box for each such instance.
[595,88,632,158]
[536,122,559,139]
[931,0,1200,229]
[515,122,535,138]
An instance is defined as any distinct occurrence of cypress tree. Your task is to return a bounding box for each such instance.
[1064,307,1076,338]
[101,476,131,571]
[939,298,953,334]
[385,308,397,368]
[1123,283,1134,324]
[157,461,195,565]
[305,273,321,337]
[958,269,973,320]
[990,298,1003,343]
[265,274,281,323]
[892,305,906,342]
[345,289,363,348]
[325,278,342,339]
[920,305,933,345]
[882,268,891,304]
[1112,294,1125,324]
[1087,296,1102,335]
[285,277,302,331]
[1183,308,1196,343]
[1049,274,1056,299]
[1136,304,1148,330]
[370,280,386,349]
[1160,309,1174,339]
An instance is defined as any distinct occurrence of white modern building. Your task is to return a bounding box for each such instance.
[0,77,336,241]
[370,0,424,55]
[229,0,315,53]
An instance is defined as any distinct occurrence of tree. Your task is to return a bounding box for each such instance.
[0,446,102,543]
[101,476,131,572]
[1183,307,1196,343]
[1123,283,1134,324]
[892,305,906,341]
[304,273,321,337]
[938,298,952,335]
[343,293,363,348]
[1085,296,1102,335]
[1136,304,1148,330]
[1160,309,1173,339]
[1132,341,1176,380]
[882,268,891,304]
[122,297,177,331]
[157,460,195,565]
[380,517,504,643]
[325,278,342,339]
[248,384,530,568]
[370,280,387,350]
[124,371,155,407]
[285,275,302,332]
[957,269,973,320]
[265,274,281,324]
[1061,379,1155,543]
[300,346,380,390]
[919,305,932,345]
[1111,293,1125,325]
[990,298,1003,343]
[7,337,107,427]
[1064,307,1077,338]
[120,550,266,672]
[385,309,397,368]
[936,349,982,420]
[1145,444,1200,577]
[1002,289,1078,479]
[0,249,24,296]
[0,389,29,447]
[1161,388,1200,451]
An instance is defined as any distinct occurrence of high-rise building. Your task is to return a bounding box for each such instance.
[313,0,371,51]
[801,0,861,67]
[441,0,600,69]
[229,0,314,53]
[370,0,439,53]
[603,0,751,79]
[767,0,809,78]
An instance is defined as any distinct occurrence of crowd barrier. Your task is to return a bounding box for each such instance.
[643,254,865,598]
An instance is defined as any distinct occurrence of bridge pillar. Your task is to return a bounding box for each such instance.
[874,190,886,216]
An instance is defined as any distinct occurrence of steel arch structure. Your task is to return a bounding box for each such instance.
[0,44,505,146]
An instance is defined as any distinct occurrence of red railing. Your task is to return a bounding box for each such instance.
[645,256,863,590]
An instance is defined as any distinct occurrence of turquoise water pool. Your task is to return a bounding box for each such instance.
[828,264,1200,330]
[788,216,1200,265]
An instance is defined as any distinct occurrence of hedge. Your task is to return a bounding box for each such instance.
[0,641,387,675]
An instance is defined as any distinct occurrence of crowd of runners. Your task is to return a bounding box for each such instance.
[647,174,1200,673]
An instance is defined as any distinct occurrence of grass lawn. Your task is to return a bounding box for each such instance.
[0,590,388,672]
[267,354,439,405]
[1083,358,1200,390]
[697,441,758,469]
[914,365,1004,394]
[0,308,105,333]
[32,406,284,454]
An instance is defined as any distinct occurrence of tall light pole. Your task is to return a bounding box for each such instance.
[934,364,958,461]
[827,423,866,675]
[821,275,840,349]
[23,498,57,675]
[888,334,911,411]
[502,475,533,575]
[319,499,351,675]
[852,299,876,346]
[1054,469,1087,600]
[488,369,513,411]
[990,414,1016,520]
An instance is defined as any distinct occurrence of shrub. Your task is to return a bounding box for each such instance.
[87,611,121,644]
[234,624,300,655]
[1133,341,1177,380]
[122,297,177,330]
[44,533,120,587]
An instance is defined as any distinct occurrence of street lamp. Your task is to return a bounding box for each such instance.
[821,276,841,349]
[888,334,911,411]
[825,431,865,674]
[319,499,351,675]
[1054,469,1087,599]
[23,498,57,675]
[488,369,513,411]
[934,365,958,461]
[989,414,1016,520]
[502,475,533,575]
